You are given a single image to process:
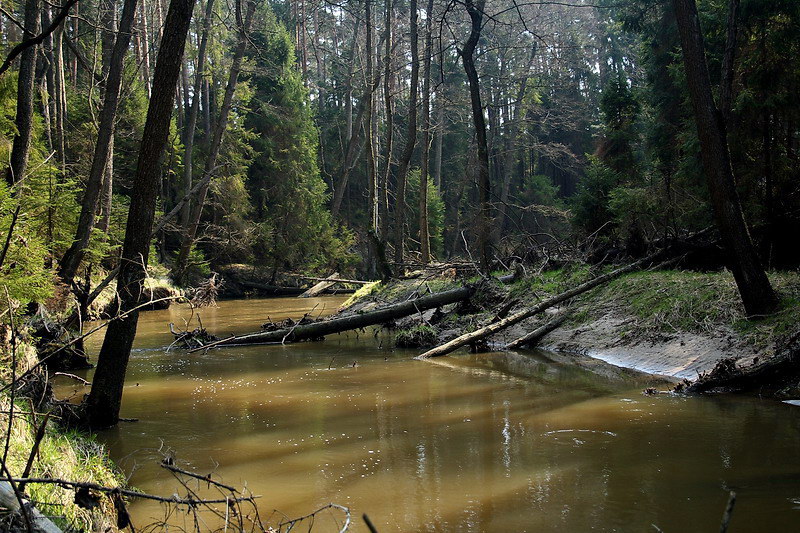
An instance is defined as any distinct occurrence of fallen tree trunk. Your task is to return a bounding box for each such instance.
[506,310,572,350]
[300,272,340,298]
[418,250,663,359]
[296,276,372,285]
[196,286,474,348]
[0,481,63,533]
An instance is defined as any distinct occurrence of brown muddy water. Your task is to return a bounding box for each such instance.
[60,296,800,532]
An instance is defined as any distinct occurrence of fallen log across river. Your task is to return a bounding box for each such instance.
[191,286,475,350]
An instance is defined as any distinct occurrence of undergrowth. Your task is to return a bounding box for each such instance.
[0,338,122,531]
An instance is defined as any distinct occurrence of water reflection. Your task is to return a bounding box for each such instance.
[59,297,800,532]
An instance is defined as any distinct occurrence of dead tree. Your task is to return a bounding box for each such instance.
[418,250,664,359]
[193,286,474,348]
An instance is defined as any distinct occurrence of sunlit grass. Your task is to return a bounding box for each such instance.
[0,340,122,530]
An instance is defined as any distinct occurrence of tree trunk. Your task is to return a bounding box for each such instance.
[98,0,117,235]
[461,0,491,272]
[84,0,198,429]
[199,286,474,348]
[380,0,394,241]
[393,0,419,264]
[506,311,571,350]
[173,0,256,283]
[672,0,777,316]
[719,0,740,126]
[419,0,433,264]
[6,0,40,186]
[434,98,443,189]
[137,0,152,95]
[58,0,140,288]
[180,0,215,230]
[365,0,377,234]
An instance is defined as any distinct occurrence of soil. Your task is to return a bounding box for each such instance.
[537,312,759,381]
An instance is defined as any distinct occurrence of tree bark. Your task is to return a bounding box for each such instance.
[5,0,40,186]
[460,0,491,272]
[419,0,433,264]
[58,0,140,288]
[393,0,419,264]
[84,0,198,428]
[672,0,777,316]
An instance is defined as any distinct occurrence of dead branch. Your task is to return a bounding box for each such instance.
[506,310,573,350]
[0,477,259,506]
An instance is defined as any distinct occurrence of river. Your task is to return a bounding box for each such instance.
[60,296,800,532]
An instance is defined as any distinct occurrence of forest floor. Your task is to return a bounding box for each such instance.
[340,266,800,395]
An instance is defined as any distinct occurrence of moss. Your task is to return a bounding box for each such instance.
[339,278,461,312]
[339,281,381,309]
[395,324,439,348]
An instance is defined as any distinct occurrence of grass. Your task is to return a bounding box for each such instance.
[395,324,439,348]
[0,339,122,531]
[561,268,800,352]
[507,265,592,300]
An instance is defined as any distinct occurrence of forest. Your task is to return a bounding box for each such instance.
[0,0,799,530]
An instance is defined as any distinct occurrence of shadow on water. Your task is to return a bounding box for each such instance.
[57,296,800,532]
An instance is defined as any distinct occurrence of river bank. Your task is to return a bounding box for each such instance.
[0,338,121,531]
[340,266,800,394]
[81,294,800,532]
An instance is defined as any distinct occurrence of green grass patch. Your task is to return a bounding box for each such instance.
[1,341,122,530]
[579,269,800,350]
[395,324,439,348]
